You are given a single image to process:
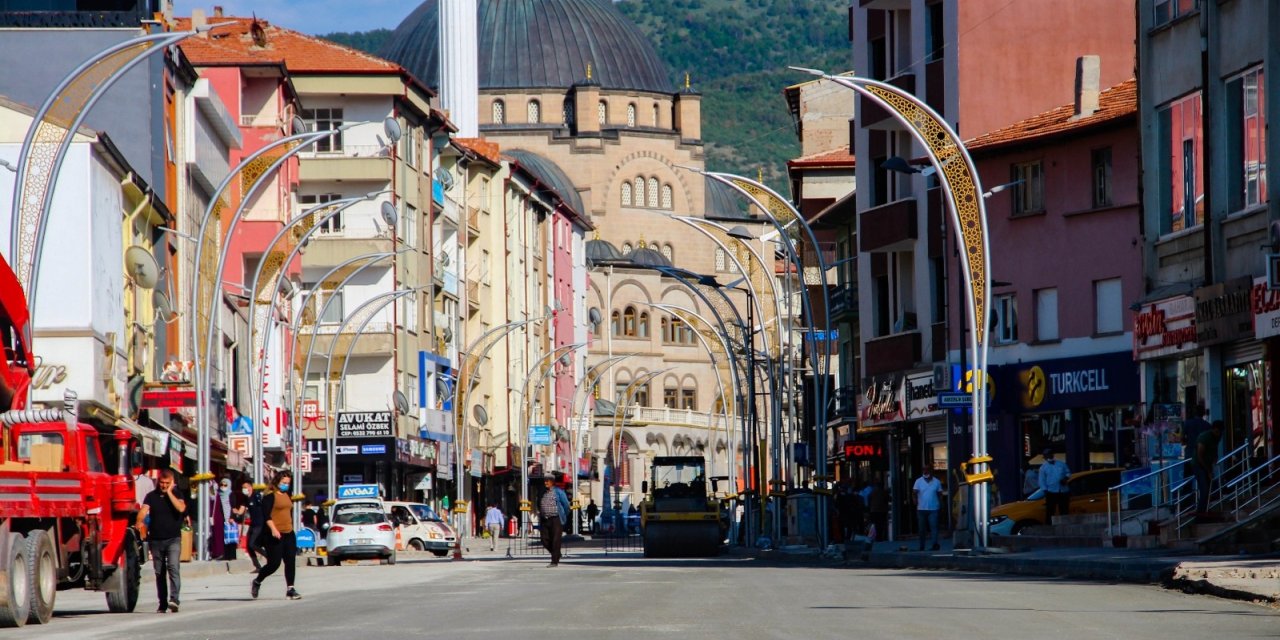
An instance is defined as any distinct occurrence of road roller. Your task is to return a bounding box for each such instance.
[640,456,723,557]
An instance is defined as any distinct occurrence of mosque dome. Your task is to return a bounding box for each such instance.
[381,0,674,94]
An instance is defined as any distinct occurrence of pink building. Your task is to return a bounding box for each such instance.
[955,76,1141,500]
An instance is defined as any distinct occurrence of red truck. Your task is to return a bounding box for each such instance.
[0,256,142,627]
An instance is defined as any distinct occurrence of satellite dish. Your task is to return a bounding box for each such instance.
[153,290,174,320]
[439,252,451,267]
[588,307,602,325]
[383,117,402,144]
[441,326,454,343]
[558,353,572,367]
[472,404,489,426]
[435,377,451,399]
[380,201,398,229]
[291,115,308,134]
[125,245,160,289]
[433,166,456,192]
[393,390,410,415]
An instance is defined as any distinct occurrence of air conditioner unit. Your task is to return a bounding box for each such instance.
[932,363,950,390]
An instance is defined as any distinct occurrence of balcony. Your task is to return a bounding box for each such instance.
[858,72,915,130]
[863,330,921,376]
[466,280,480,311]
[859,198,916,252]
[466,206,481,238]
[625,406,733,431]
[830,283,859,321]
[296,323,394,359]
[300,235,392,268]
[299,146,391,183]
[830,386,859,424]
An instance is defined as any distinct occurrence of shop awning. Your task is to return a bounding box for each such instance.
[117,417,166,458]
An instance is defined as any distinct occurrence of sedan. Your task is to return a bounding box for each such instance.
[326,500,397,565]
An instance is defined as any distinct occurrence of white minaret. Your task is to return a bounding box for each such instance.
[439,0,479,137]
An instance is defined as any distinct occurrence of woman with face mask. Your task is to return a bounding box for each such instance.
[251,470,301,600]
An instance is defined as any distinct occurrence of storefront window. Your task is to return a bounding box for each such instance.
[1224,361,1266,458]
[1020,412,1067,464]
[1084,407,1136,469]
[1152,355,1202,408]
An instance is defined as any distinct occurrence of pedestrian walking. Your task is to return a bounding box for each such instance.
[1038,448,1071,523]
[243,481,265,572]
[1182,405,1211,456]
[1193,420,1223,515]
[912,466,943,551]
[539,475,570,567]
[137,469,186,613]
[251,471,302,601]
[585,499,599,534]
[484,503,504,551]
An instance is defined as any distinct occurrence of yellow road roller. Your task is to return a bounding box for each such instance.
[640,456,723,557]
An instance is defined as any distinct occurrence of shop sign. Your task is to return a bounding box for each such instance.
[299,452,312,473]
[30,364,67,391]
[470,448,482,477]
[335,445,358,456]
[843,440,886,460]
[229,435,251,458]
[437,443,453,480]
[1251,276,1280,340]
[859,374,904,427]
[396,437,436,467]
[1133,295,1197,360]
[140,386,197,409]
[905,372,941,418]
[336,411,393,438]
[1194,277,1254,346]
[1001,352,1138,413]
[336,484,379,500]
[307,439,327,456]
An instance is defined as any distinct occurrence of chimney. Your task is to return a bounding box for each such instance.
[1073,55,1100,119]
[213,5,223,17]
[191,8,206,31]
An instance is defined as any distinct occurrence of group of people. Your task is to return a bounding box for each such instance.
[834,477,890,543]
[135,469,303,615]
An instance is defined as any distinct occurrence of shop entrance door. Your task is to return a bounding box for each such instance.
[1224,361,1266,459]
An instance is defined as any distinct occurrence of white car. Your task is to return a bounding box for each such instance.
[386,501,457,557]
[326,499,397,565]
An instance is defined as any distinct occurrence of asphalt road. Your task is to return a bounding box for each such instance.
[16,549,1279,640]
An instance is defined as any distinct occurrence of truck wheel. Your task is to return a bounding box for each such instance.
[407,539,424,551]
[105,530,140,613]
[0,533,30,627]
[385,552,396,566]
[24,531,55,625]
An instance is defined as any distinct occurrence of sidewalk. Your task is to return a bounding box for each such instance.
[734,537,1279,606]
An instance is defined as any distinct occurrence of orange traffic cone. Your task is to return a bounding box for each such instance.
[395,525,404,551]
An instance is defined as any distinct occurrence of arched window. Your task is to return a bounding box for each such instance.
[680,387,697,410]
[661,243,673,261]
[653,103,660,127]
[664,386,678,408]
[621,242,633,255]
[661,184,673,209]
[621,182,632,207]
[597,101,607,125]
[638,312,649,338]
[661,317,672,343]
[627,103,637,127]
[714,247,727,272]
[647,178,659,207]
[610,310,620,336]
[492,99,505,124]
[527,99,541,123]
[562,102,574,125]
[623,306,637,336]
[633,177,646,207]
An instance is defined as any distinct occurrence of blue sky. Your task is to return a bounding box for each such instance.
[172,0,419,35]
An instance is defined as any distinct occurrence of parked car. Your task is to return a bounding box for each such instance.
[327,498,397,565]
[989,467,1122,536]
[385,501,457,557]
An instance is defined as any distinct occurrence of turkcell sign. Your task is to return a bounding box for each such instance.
[336,484,379,500]
[529,425,553,445]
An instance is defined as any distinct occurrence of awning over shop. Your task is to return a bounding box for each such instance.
[118,417,166,458]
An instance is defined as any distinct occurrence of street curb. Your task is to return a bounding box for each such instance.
[1163,576,1280,605]
[860,552,1180,583]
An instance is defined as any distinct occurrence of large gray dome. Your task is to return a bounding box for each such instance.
[380,0,674,94]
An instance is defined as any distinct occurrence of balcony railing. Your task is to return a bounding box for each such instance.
[239,115,281,128]
[466,206,481,236]
[310,321,393,335]
[626,406,734,430]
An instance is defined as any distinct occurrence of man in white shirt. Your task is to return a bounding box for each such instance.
[912,466,944,551]
[1037,448,1071,523]
[483,503,505,551]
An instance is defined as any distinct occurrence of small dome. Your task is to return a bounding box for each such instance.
[585,238,623,267]
[503,149,584,214]
[381,0,673,94]
[703,176,750,220]
[627,244,672,268]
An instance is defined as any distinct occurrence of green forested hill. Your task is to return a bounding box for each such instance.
[323,0,850,191]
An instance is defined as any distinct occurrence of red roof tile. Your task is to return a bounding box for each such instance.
[454,137,501,166]
[787,147,856,168]
[174,16,399,75]
[965,79,1136,152]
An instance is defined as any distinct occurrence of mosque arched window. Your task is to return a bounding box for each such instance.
[661,243,673,262]
[621,242,633,255]
[627,103,637,127]
[633,177,646,207]
[621,182,632,207]
[598,101,608,125]
[653,103,660,127]
[623,306,637,337]
[638,312,649,338]
[527,99,541,124]
[492,99,505,124]
[661,184,673,209]
[648,178,659,207]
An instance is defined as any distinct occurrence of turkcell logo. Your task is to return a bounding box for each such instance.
[336,484,379,500]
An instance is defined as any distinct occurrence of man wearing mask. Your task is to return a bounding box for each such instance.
[137,470,186,613]
[1038,448,1072,523]
[912,465,943,551]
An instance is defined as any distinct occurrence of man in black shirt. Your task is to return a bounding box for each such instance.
[137,469,187,613]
